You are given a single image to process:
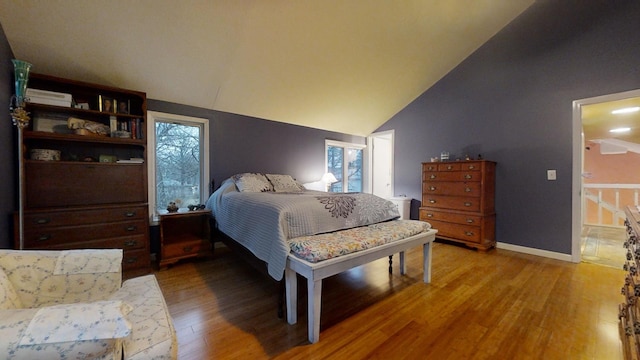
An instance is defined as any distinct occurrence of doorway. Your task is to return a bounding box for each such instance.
[572,89,640,266]
[368,130,394,199]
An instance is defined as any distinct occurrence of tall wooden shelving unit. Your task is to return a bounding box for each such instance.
[14,73,150,277]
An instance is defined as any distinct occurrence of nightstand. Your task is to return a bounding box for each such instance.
[159,209,212,268]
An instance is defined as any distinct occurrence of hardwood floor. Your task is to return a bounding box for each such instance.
[154,241,625,359]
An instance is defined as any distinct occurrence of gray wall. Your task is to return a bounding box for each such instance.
[376,0,640,254]
[147,100,364,189]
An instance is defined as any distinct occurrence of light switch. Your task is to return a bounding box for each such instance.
[547,170,557,180]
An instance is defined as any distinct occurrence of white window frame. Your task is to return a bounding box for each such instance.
[325,139,367,192]
[147,111,210,222]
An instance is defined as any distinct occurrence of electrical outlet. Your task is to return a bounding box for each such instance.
[547,170,557,180]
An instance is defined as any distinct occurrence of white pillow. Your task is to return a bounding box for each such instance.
[232,173,273,192]
[0,268,22,309]
[265,174,303,193]
[19,300,132,345]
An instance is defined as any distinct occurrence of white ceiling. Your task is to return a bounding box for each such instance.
[0,1,533,136]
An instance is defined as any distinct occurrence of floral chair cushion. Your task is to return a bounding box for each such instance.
[0,268,22,310]
[0,250,122,308]
[110,275,178,360]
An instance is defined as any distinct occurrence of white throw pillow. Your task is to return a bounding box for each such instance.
[232,173,273,192]
[265,174,303,193]
[19,300,132,345]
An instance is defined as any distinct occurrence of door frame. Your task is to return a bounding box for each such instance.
[571,89,640,262]
[367,130,395,197]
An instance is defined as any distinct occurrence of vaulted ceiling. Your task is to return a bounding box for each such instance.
[0,1,534,136]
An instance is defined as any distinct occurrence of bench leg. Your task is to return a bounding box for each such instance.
[423,241,432,283]
[285,267,297,324]
[308,278,322,343]
[399,251,406,275]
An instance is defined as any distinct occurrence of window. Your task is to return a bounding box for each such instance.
[325,140,365,192]
[147,111,209,220]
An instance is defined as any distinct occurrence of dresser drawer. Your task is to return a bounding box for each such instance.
[427,220,481,243]
[422,195,480,212]
[26,234,146,251]
[23,219,147,248]
[25,162,146,208]
[460,162,482,171]
[423,163,438,171]
[162,239,210,259]
[423,182,481,197]
[438,163,461,171]
[420,209,482,225]
[423,171,481,182]
[23,206,147,228]
[122,248,150,271]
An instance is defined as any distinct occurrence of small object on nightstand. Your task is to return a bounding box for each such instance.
[166,202,178,213]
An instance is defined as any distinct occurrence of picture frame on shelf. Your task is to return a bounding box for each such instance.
[98,95,116,113]
[117,99,130,114]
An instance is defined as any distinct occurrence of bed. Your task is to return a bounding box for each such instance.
[206,173,437,342]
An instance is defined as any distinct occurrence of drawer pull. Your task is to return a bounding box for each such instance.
[35,218,50,225]
[37,234,51,242]
[124,240,138,247]
[429,186,436,191]
[465,187,471,193]
[466,219,474,224]
[468,165,475,170]
[427,214,433,218]
[124,211,136,217]
[429,199,436,204]
[464,202,472,207]
[125,257,138,264]
[464,174,472,179]
[183,246,194,253]
[428,166,435,171]
[430,174,436,179]
[447,165,453,170]
[465,231,474,236]
[126,225,137,232]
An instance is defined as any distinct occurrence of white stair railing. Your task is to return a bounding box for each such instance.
[583,184,640,226]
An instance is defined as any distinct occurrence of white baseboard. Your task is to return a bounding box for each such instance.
[496,242,573,262]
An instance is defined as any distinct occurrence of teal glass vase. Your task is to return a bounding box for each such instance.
[12,59,32,106]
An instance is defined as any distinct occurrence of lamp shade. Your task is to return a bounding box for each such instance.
[321,172,338,184]
[12,59,32,106]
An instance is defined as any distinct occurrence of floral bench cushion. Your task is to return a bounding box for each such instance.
[288,219,431,263]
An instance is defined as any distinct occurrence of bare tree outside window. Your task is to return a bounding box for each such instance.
[327,144,363,193]
[155,122,202,210]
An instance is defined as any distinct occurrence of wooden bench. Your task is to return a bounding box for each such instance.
[285,222,437,343]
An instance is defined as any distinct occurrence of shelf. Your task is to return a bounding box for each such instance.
[26,102,143,119]
[25,160,144,166]
[17,72,150,277]
[24,130,145,146]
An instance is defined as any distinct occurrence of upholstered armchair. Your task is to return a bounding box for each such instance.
[0,249,177,359]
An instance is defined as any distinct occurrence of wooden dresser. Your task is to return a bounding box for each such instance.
[621,206,640,359]
[14,73,150,278]
[419,160,496,251]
